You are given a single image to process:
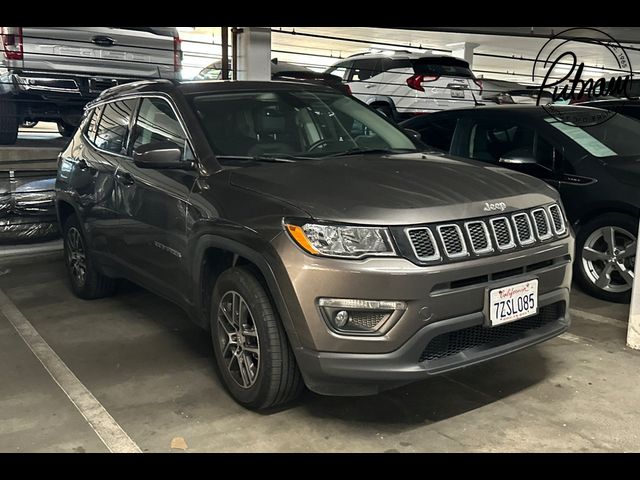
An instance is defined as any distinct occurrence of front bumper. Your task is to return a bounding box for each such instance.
[1,71,137,98]
[296,289,569,395]
[270,231,574,395]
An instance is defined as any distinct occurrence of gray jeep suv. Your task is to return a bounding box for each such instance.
[55,79,574,409]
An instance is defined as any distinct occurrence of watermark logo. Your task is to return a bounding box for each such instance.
[532,27,633,126]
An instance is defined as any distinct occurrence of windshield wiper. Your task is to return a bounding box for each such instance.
[325,148,416,158]
[215,155,299,163]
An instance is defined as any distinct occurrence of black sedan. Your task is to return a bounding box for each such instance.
[402,105,638,303]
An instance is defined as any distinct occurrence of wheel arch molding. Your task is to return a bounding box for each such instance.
[191,234,303,350]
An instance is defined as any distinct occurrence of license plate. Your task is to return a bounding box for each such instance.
[488,279,538,326]
[450,89,465,98]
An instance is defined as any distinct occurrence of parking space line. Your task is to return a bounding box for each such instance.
[0,288,141,453]
[570,308,628,329]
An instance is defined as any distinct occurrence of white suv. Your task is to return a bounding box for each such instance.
[325,51,482,120]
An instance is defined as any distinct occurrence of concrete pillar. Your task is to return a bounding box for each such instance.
[627,221,640,349]
[235,27,271,81]
[447,42,479,69]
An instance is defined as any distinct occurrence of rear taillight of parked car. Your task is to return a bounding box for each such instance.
[1,27,23,60]
[406,74,439,92]
[173,35,183,73]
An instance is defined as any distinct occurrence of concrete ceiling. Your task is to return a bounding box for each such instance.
[177,27,640,85]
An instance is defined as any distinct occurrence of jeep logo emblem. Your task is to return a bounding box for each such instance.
[484,202,507,212]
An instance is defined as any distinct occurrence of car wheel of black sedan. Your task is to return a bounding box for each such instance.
[575,213,637,303]
[63,214,117,299]
[210,267,304,410]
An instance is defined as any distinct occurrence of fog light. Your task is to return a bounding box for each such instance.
[318,298,407,335]
[334,310,349,328]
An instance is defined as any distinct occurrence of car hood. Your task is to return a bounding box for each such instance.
[228,153,559,225]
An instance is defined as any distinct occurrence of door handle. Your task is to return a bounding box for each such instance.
[115,171,135,186]
[365,84,376,89]
[92,35,116,47]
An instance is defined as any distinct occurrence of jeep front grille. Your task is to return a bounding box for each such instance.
[437,224,468,258]
[490,217,516,250]
[532,208,552,240]
[401,203,568,263]
[465,221,492,255]
[548,204,566,235]
[406,227,439,261]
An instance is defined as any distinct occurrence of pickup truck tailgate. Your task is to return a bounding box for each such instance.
[19,27,176,79]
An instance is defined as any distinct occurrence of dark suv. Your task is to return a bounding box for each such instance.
[55,80,574,409]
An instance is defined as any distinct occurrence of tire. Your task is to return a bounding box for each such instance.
[0,97,19,145]
[210,266,304,410]
[57,121,76,138]
[62,214,117,299]
[373,103,396,122]
[574,213,637,303]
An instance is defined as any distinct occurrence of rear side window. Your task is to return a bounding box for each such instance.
[412,57,474,78]
[348,59,383,81]
[466,119,553,169]
[85,106,102,143]
[414,116,458,152]
[94,99,138,154]
[131,97,194,161]
[325,61,352,81]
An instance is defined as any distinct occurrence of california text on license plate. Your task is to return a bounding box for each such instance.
[488,279,538,326]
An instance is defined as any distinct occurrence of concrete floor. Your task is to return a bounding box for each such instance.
[0,252,639,452]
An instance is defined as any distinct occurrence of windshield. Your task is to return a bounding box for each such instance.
[189,89,417,159]
[544,113,640,158]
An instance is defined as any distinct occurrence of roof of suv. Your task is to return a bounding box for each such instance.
[89,78,337,106]
[342,51,469,63]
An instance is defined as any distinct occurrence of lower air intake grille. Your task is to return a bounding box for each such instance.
[348,311,387,329]
[419,302,563,362]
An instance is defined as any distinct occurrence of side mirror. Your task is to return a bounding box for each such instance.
[133,141,194,170]
[404,128,422,141]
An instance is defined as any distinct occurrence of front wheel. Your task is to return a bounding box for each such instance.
[211,267,304,410]
[575,213,636,303]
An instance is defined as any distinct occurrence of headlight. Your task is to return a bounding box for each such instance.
[284,220,396,258]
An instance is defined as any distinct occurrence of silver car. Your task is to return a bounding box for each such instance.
[325,51,483,120]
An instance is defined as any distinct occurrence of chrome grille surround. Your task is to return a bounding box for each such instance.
[547,204,567,235]
[437,224,469,258]
[464,220,494,255]
[512,212,535,245]
[490,217,516,251]
[532,208,553,240]
[405,227,441,262]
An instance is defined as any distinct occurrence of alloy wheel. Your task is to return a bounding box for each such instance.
[582,226,636,293]
[66,227,87,287]
[217,291,261,389]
